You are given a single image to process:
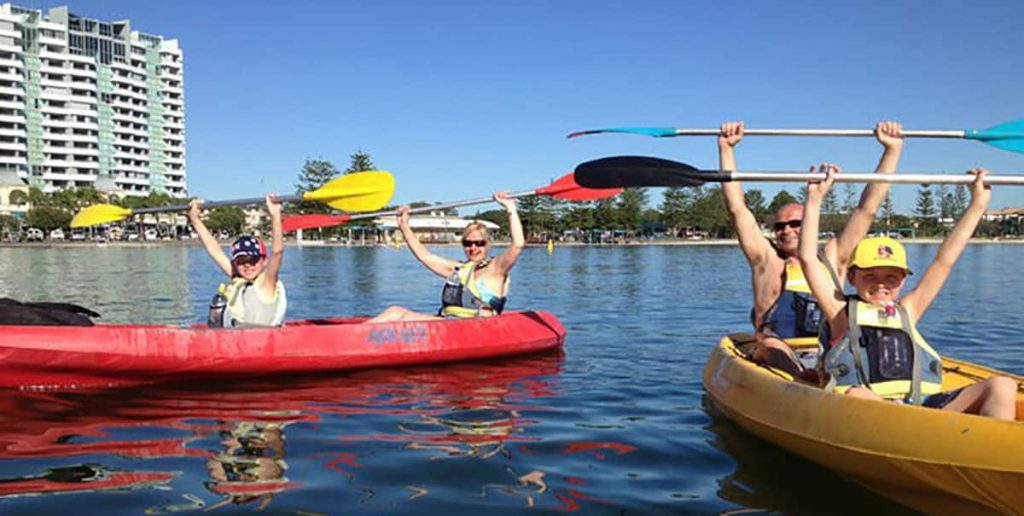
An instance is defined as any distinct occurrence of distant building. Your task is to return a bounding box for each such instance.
[984,207,1024,222]
[0,167,27,217]
[984,207,1024,236]
[376,212,499,243]
[0,4,185,198]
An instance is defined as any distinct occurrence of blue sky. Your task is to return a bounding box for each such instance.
[27,0,1024,212]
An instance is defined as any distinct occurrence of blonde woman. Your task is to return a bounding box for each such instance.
[366,191,523,323]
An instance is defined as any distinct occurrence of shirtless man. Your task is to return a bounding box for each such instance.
[719,121,903,377]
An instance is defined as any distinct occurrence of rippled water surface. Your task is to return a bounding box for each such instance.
[0,243,1021,514]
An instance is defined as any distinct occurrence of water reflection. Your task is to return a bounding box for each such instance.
[0,464,176,499]
[205,421,296,511]
[702,399,909,515]
[0,354,647,513]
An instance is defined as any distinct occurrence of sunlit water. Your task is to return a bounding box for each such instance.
[0,243,1020,514]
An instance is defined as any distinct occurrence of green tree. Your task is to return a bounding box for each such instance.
[616,187,648,232]
[914,185,937,235]
[472,209,510,233]
[938,184,955,223]
[517,195,553,240]
[881,192,895,235]
[203,207,246,236]
[688,186,732,237]
[8,189,29,206]
[840,183,857,213]
[540,194,568,233]
[345,150,375,174]
[661,187,692,234]
[953,185,968,219]
[24,206,71,231]
[768,189,798,215]
[295,159,337,197]
[28,187,46,207]
[592,198,617,229]
[822,188,838,215]
[562,201,595,232]
[293,158,339,221]
[122,191,175,210]
[0,213,19,241]
[744,189,768,222]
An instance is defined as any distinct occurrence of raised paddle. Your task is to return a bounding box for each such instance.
[574,156,1024,189]
[70,171,395,228]
[567,119,1024,154]
[282,172,622,232]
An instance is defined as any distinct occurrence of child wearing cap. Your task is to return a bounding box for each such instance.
[797,164,1016,420]
[188,195,287,328]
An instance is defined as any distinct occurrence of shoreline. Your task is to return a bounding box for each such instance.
[3,237,1023,249]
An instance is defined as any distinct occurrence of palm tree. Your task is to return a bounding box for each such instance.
[8,189,28,206]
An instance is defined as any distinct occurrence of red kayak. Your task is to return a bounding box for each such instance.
[0,310,565,390]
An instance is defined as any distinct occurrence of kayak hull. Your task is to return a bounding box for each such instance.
[0,310,565,390]
[703,335,1024,514]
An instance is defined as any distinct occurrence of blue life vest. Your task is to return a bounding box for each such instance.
[759,256,840,346]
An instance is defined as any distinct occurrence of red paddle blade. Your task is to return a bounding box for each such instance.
[282,214,351,232]
[535,173,623,201]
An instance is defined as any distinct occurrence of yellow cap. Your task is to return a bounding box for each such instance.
[850,237,911,274]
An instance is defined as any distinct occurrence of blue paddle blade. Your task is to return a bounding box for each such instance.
[567,127,678,138]
[964,119,1024,153]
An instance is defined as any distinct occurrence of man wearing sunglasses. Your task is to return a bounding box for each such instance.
[719,120,903,378]
[189,195,287,328]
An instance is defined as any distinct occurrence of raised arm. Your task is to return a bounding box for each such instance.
[719,121,772,265]
[798,164,846,320]
[188,199,232,276]
[490,191,524,276]
[396,206,459,278]
[259,194,285,293]
[902,169,990,322]
[829,121,903,271]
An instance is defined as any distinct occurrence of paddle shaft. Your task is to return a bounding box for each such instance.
[131,194,305,215]
[718,171,1024,185]
[669,129,964,138]
[344,189,537,222]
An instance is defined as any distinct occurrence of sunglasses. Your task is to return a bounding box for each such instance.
[773,220,802,231]
[462,239,488,248]
[233,255,262,267]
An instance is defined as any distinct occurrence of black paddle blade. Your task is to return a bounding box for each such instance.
[574,156,707,188]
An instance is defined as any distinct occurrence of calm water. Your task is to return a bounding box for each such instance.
[0,243,1021,514]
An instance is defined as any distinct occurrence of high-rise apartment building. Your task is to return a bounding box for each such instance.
[0,3,185,198]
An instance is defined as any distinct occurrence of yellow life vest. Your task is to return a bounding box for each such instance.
[759,257,840,347]
[821,298,943,404]
[439,260,508,318]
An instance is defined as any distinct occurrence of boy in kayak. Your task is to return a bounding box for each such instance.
[719,121,904,379]
[365,191,523,322]
[188,195,287,327]
[799,165,1017,420]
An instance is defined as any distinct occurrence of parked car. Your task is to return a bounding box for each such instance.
[49,229,65,241]
[144,229,158,241]
[25,228,44,241]
[125,231,140,241]
[70,230,87,241]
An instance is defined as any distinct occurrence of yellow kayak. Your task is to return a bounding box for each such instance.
[703,334,1024,514]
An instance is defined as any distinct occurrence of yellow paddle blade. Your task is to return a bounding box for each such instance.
[70,203,134,228]
[304,170,395,212]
